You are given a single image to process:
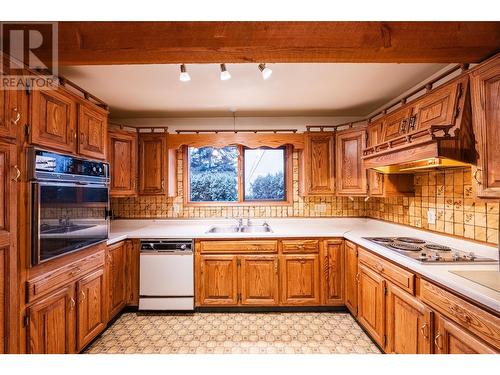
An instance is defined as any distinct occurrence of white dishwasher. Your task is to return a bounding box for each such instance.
[139,239,194,311]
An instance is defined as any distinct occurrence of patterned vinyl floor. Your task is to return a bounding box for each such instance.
[85,312,380,354]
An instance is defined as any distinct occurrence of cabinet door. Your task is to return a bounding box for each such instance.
[0,79,20,139]
[198,255,238,306]
[107,242,127,320]
[30,88,77,153]
[78,103,107,160]
[280,254,320,305]
[435,315,497,354]
[357,264,385,346]
[381,106,413,143]
[410,80,460,134]
[336,128,367,195]
[0,142,17,353]
[302,132,335,195]
[108,130,137,197]
[471,55,500,198]
[138,133,168,195]
[323,240,344,305]
[344,240,358,316]
[386,284,433,354]
[239,255,279,306]
[125,240,139,306]
[368,170,384,196]
[76,269,106,351]
[28,284,76,354]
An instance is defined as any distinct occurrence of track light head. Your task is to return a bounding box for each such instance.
[179,64,191,82]
[258,63,272,80]
[220,63,231,81]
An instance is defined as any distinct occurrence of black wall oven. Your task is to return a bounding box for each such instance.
[29,148,110,265]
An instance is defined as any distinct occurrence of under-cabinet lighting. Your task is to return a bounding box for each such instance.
[179,64,191,82]
[220,64,231,81]
[258,63,272,80]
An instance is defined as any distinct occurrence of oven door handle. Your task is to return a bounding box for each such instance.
[31,182,41,266]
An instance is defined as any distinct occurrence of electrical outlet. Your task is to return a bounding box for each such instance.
[315,203,326,213]
[427,208,436,225]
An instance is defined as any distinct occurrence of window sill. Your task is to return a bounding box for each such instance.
[183,200,293,207]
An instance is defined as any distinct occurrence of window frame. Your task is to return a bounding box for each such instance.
[183,144,293,206]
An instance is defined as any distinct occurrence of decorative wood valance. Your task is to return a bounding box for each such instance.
[167,132,305,150]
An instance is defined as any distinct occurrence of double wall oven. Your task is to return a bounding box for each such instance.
[29,148,110,265]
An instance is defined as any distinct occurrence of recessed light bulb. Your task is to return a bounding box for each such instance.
[179,64,190,82]
[258,63,272,80]
[220,63,231,81]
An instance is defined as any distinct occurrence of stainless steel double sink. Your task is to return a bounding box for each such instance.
[206,223,273,233]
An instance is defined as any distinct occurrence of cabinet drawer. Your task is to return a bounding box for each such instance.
[27,250,105,302]
[358,248,415,294]
[282,240,319,253]
[420,280,500,350]
[198,240,277,254]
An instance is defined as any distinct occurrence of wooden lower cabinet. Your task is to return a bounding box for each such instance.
[322,240,344,305]
[76,269,106,351]
[239,256,279,306]
[198,255,239,306]
[385,283,433,354]
[434,314,497,354]
[357,263,386,347]
[280,254,320,305]
[28,284,76,354]
[125,240,140,306]
[106,241,127,320]
[344,241,358,315]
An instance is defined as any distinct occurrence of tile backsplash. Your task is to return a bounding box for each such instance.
[111,150,499,245]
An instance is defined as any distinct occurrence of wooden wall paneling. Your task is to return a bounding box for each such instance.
[77,103,108,160]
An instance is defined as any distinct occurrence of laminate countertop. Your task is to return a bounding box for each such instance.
[108,217,500,313]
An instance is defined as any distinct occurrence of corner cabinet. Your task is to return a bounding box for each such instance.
[470,55,500,198]
[108,129,138,197]
[336,128,367,196]
[138,132,168,195]
[77,103,108,160]
[300,132,335,195]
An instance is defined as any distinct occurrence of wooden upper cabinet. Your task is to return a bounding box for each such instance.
[28,284,76,354]
[301,132,335,195]
[409,80,461,134]
[30,88,77,154]
[336,128,367,195]
[386,284,433,354]
[470,55,500,198]
[108,129,138,197]
[138,132,168,195]
[322,240,344,305]
[239,255,279,306]
[76,268,106,351]
[435,315,497,354]
[0,76,20,139]
[78,103,108,160]
[344,241,358,316]
[381,106,413,143]
[106,242,127,320]
[357,263,386,347]
[280,253,320,305]
[198,255,238,306]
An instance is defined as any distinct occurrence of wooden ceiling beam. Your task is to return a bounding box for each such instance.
[56,21,500,65]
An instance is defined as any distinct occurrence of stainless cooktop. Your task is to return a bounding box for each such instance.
[363,237,498,264]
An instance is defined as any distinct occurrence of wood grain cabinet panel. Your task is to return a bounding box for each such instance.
[76,269,106,351]
[357,264,386,347]
[28,284,76,354]
[381,106,413,143]
[386,284,433,354]
[336,128,367,195]
[435,315,497,354]
[198,255,238,306]
[323,240,344,305]
[78,103,107,160]
[280,254,320,305]
[470,55,500,198]
[138,133,168,195]
[0,76,20,139]
[239,256,279,306]
[106,242,127,320]
[344,240,358,316]
[30,88,77,153]
[125,240,140,306]
[108,129,137,196]
[301,132,335,195]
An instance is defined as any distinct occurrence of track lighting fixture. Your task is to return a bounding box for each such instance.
[179,64,191,82]
[220,63,231,81]
[258,63,272,80]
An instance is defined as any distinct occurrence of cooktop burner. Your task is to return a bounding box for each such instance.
[362,237,497,264]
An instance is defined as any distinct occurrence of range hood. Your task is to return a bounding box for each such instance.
[371,157,471,174]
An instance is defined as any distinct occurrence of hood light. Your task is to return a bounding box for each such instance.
[179,64,191,82]
[258,63,272,80]
[220,64,231,81]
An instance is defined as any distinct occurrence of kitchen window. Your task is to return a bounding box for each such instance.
[185,145,291,205]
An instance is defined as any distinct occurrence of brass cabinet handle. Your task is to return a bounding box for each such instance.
[81,290,86,301]
[355,273,360,283]
[69,297,76,311]
[434,333,442,349]
[161,179,165,189]
[400,119,408,133]
[80,132,85,144]
[11,107,21,125]
[420,323,429,338]
[274,260,278,273]
[12,165,21,182]
[473,168,482,185]
[376,263,384,272]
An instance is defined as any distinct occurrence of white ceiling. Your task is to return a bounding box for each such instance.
[60,63,447,118]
